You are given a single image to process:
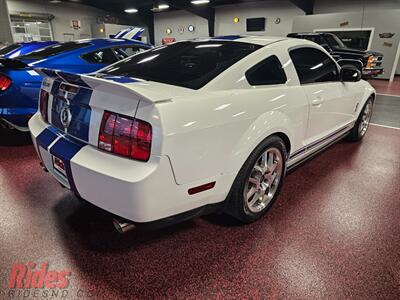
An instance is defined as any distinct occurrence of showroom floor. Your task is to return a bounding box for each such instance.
[0,83,399,299]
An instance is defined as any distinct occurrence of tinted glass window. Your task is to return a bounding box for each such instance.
[19,41,91,60]
[289,47,339,84]
[81,48,118,64]
[323,34,345,48]
[246,55,287,86]
[0,43,21,55]
[112,46,147,60]
[100,41,261,89]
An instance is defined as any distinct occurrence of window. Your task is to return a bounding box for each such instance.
[112,46,147,60]
[246,55,287,86]
[289,47,339,84]
[10,18,53,42]
[100,41,261,90]
[0,43,21,55]
[81,48,118,64]
[18,41,91,60]
[322,34,346,49]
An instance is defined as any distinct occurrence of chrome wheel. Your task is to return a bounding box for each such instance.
[244,147,283,214]
[358,101,373,137]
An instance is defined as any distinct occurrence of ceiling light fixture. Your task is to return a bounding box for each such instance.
[49,0,62,3]
[151,4,170,12]
[124,8,138,13]
[191,0,210,5]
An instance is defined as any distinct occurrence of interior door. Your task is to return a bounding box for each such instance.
[289,47,356,144]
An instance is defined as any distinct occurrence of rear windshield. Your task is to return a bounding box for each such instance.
[18,41,91,60]
[100,41,262,89]
[0,43,21,55]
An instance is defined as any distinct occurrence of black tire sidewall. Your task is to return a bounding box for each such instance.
[227,136,287,223]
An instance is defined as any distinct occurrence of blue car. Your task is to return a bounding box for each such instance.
[0,38,152,130]
[0,41,59,59]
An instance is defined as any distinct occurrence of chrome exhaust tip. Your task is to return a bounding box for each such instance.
[112,218,136,234]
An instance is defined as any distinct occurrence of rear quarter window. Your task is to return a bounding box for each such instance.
[246,55,287,86]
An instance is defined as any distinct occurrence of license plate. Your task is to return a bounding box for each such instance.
[52,156,67,178]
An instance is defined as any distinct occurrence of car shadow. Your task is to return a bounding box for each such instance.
[0,128,32,146]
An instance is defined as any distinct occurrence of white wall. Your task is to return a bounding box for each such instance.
[154,10,209,45]
[154,0,304,45]
[215,1,304,37]
[314,0,400,13]
[7,0,107,41]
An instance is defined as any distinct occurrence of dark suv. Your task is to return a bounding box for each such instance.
[287,32,384,78]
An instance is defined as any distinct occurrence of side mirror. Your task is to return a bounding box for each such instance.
[337,59,363,73]
[340,65,362,82]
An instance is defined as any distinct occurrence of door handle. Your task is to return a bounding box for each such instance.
[312,96,325,106]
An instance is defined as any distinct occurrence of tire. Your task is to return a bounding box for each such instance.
[346,97,374,142]
[224,136,287,223]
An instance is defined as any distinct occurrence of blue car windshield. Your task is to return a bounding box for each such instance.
[100,40,261,89]
[18,41,91,60]
[0,43,21,55]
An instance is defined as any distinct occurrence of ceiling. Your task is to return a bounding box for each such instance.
[74,0,314,15]
[78,0,262,14]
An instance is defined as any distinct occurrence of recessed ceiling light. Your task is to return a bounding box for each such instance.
[124,8,138,13]
[49,0,62,3]
[191,0,210,5]
[151,4,170,12]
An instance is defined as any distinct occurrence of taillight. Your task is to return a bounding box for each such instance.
[98,111,152,162]
[0,75,12,91]
[39,89,49,122]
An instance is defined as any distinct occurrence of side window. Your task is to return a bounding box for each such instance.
[289,47,339,84]
[246,55,287,86]
[81,48,118,64]
[113,46,147,60]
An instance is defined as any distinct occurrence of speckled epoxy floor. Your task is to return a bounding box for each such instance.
[0,120,399,298]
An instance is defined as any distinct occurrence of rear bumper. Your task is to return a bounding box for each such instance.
[28,113,226,223]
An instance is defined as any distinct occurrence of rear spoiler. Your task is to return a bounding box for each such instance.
[0,58,28,69]
[36,68,154,103]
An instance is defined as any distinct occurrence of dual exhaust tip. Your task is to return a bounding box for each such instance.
[112,218,136,234]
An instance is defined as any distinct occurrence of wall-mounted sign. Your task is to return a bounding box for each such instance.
[70,20,81,30]
[188,25,195,32]
[383,42,393,47]
[162,37,176,45]
[379,33,395,38]
[178,26,185,34]
[233,17,240,23]
[166,28,172,35]
[339,21,349,27]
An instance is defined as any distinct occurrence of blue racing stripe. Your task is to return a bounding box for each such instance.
[36,128,60,149]
[50,82,93,142]
[101,75,138,84]
[212,35,243,40]
[49,136,85,195]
